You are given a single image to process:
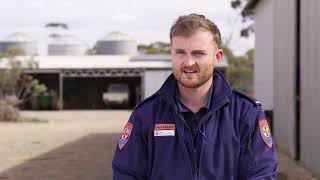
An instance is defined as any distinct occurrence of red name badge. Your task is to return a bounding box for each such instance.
[154,123,175,136]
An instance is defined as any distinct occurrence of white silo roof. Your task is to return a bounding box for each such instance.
[3,32,35,42]
[50,34,87,45]
[100,31,135,41]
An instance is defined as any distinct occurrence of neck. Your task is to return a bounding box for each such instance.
[178,76,213,113]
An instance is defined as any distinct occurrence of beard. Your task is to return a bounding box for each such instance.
[173,63,214,88]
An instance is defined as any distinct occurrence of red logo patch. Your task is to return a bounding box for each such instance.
[154,123,176,130]
[259,118,273,148]
[118,122,133,150]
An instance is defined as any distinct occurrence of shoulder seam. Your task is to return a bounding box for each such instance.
[134,92,159,110]
[232,89,262,109]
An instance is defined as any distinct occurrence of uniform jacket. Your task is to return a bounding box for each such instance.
[112,70,278,180]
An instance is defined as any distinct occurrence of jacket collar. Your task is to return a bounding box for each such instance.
[157,69,232,111]
[175,82,213,113]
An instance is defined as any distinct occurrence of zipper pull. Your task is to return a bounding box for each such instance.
[199,129,208,142]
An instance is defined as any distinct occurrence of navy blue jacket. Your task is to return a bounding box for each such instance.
[112,70,278,180]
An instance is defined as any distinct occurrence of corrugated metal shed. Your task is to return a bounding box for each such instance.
[273,0,298,159]
[300,0,320,176]
[252,0,274,110]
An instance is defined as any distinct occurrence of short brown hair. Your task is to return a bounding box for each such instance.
[170,13,221,47]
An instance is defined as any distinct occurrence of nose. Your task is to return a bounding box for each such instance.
[183,54,196,67]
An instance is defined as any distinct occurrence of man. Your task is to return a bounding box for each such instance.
[112,14,278,179]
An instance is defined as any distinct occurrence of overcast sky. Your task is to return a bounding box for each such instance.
[0,0,254,55]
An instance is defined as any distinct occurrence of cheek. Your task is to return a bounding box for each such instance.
[197,57,213,66]
[172,58,182,68]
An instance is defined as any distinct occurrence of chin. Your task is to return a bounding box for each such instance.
[179,81,201,88]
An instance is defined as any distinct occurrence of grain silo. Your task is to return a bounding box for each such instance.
[95,31,137,55]
[48,34,88,55]
[0,32,38,55]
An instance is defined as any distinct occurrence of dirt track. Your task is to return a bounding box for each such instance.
[0,110,318,180]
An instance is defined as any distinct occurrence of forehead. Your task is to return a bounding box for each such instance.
[171,29,215,50]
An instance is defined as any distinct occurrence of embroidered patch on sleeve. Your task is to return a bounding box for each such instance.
[118,122,133,150]
[259,118,273,148]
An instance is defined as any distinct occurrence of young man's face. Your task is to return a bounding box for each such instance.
[171,29,223,88]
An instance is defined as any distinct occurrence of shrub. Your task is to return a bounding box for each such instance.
[0,100,20,122]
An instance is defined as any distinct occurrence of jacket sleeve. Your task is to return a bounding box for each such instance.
[238,106,278,180]
[112,110,148,180]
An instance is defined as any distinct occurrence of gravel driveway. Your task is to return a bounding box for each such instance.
[0,110,130,180]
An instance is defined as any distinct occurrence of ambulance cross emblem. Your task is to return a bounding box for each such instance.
[259,119,273,148]
[118,122,133,150]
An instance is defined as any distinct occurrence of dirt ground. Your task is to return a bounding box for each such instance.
[0,110,318,180]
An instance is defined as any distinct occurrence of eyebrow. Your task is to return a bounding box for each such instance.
[174,49,206,53]
[174,49,186,53]
[191,50,206,54]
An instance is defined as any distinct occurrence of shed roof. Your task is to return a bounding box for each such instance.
[0,55,228,70]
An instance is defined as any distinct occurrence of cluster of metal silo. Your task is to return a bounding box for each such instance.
[48,34,89,55]
[0,30,137,56]
[95,31,137,55]
[0,32,38,55]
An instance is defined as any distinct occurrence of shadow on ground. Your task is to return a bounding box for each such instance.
[0,133,119,180]
[277,172,288,180]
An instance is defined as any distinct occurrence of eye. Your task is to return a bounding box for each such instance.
[194,52,206,56]
[176,51,185,55]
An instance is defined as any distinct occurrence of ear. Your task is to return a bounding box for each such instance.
[215,49,224,61]
[213,49,224,65]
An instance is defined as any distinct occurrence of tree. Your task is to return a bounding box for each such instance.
[230,0,257,37]
[0,50,47,121]
[222,45,254,95]
[138,42,170,55]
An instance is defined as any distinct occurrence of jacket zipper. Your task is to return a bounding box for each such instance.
[177,113,199,177]
[166,95,230,179]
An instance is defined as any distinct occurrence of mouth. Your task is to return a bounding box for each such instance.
[183,69,198,74]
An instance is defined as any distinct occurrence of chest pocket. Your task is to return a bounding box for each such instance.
[199,112,239,178]
[153,131,177,150]
[153,123,177,146]
[151,129,192,179]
